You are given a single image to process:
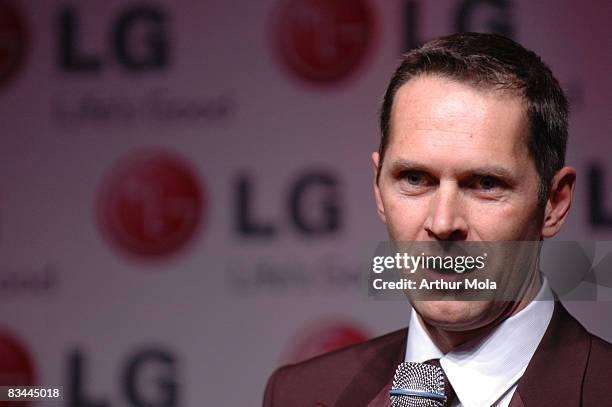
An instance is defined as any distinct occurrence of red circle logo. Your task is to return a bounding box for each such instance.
[0,2,28,90]
[98,149,204,259]
[0,329,35,407]
[273,0,376,84]
[284,320,369,364]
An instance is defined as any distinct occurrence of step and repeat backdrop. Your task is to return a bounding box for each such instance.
[0,0,610,406]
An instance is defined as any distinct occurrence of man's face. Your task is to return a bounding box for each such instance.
[373,75,544,331]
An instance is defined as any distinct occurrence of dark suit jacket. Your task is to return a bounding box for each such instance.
[263,303,612,406]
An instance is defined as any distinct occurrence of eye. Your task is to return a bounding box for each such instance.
[475,176,503,191]
[400,170,432,187]
[398,171,434,194]
[404,171,424,185]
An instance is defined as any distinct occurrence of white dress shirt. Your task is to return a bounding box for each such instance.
[404,277,554,407]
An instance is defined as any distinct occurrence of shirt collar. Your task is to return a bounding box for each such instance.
[405,276,554,407]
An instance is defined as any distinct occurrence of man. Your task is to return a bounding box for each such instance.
[263,33,611,407]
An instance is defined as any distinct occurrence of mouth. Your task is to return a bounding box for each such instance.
[425,264,479,274]
[419,267,464,284]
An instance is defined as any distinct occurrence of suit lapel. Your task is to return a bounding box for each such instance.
[366,376,394,407]
[510,302,590,407]
[334,328,407,407]
[508,391,525,407]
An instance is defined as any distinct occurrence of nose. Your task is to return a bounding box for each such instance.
[425,182,468,241]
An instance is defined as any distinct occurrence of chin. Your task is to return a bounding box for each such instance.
[412,300,505,332]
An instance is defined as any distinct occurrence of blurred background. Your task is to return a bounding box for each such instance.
[0,0,610,406]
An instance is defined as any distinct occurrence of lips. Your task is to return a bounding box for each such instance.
[426,263,479,274]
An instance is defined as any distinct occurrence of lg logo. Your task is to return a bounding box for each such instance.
[68,348,178,407]
[404,0,514,50]
[236,171,341,237]
[271,0,515,84]
[58,4,169,73]
[98,149,343,259]
[0,2,170,87]
[0,330,180,407]
[272,0,376,84]
[98,149,205,259]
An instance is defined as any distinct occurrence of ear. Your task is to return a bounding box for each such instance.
[372,152,387,224]
[541,166,576,238]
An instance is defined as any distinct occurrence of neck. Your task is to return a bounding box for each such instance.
[419,272,543,354]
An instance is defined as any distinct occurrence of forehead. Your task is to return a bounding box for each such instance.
[388,75,530,164]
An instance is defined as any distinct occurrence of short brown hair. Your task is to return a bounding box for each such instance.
[378,32,568,205]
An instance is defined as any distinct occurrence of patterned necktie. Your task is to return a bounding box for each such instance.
[424,359,456,407]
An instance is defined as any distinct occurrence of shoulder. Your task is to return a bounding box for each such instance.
[561,309,612,405]
[587,331,612,357]
[584,331,612,393]
[263,328,407,406]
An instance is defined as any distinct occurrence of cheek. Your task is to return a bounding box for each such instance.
[384,196,430,240]
[464,200,541,239]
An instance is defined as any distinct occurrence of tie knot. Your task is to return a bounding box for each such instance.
[424,359,456,407]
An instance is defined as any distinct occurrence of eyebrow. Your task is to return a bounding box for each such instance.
[387,159,518,181]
